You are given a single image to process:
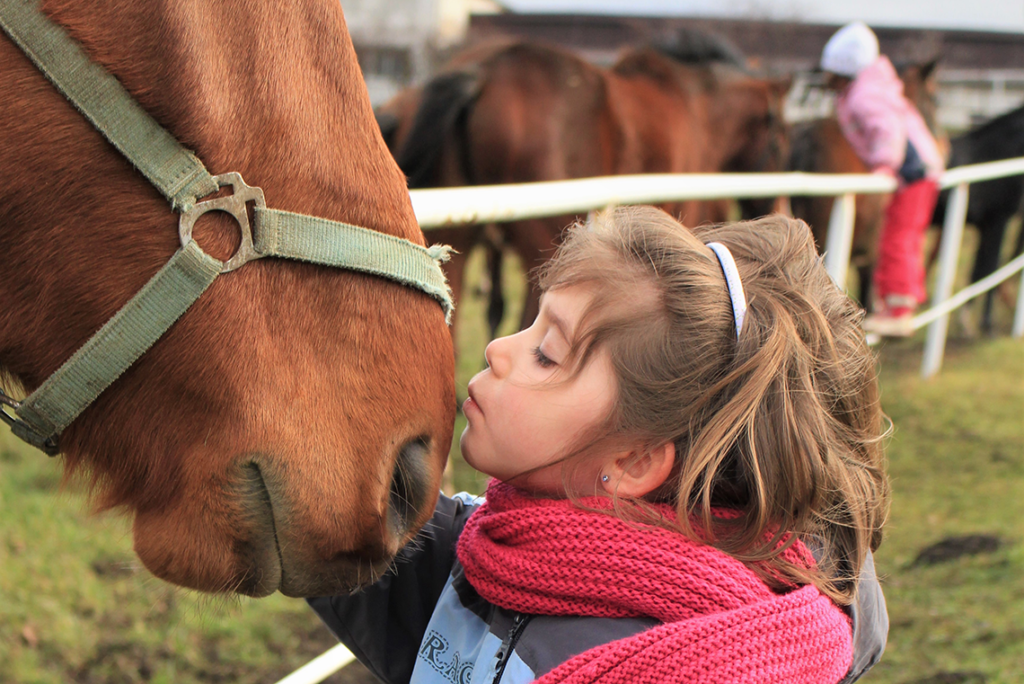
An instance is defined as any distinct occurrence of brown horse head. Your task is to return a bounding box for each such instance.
[715,73,793,174]
[0,0,455,597]
[712,71,793,218]
[639,28,792,178]
[897,57,941,137]
[615,39,792,220]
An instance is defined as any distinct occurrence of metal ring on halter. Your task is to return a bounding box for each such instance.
[0,389,19,412]
[0,389,23,433]
[178,172,267,273]
[0,389,59,456]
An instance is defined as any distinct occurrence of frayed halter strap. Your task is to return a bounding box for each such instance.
[706,242,747,339]
[0,0,453,455]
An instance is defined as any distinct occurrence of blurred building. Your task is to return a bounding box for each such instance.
[341,0,1024,129]
[340,0,505,105]
[489,0,1024,35]
[468,12,1024,131]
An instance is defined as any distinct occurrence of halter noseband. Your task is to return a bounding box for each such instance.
[0,0,453,455]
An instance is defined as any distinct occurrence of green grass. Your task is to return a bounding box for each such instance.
[1,240,1022,683]
[0,437,344,684]
[863,336,1024,683]
[0,453,336,683]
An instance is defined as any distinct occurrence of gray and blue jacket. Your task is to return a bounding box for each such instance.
[308,493,888,684]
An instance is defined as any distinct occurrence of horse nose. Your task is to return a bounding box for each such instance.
[388,436,433,538]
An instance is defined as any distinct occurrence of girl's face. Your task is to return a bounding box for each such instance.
[460,285,618,496]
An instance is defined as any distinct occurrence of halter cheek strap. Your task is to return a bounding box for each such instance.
[706,242,747,339]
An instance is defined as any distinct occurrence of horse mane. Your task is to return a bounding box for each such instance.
[396,70,481,188]
[649,27,749,71]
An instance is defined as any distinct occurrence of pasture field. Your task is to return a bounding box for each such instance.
[1,238,1022,684]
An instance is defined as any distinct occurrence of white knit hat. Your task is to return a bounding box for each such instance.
[820,22,879,77]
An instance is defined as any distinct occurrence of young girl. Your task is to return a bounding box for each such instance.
[309,207,891,684]
[820,22,945,336]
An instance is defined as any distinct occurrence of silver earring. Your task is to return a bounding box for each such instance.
[601,475,609,483]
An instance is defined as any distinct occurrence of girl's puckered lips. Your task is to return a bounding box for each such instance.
[464,382,483,417]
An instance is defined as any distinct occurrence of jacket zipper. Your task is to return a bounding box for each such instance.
[491,612,533,684]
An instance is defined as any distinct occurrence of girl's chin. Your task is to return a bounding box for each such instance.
[457,438,484,474]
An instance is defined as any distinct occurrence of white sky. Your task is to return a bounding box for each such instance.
[499,0,1024,34]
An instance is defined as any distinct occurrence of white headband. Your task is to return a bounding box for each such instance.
[706,242,747,339]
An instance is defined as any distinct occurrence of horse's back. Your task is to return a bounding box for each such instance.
[949,105,1024,224]
[464,42,614,183]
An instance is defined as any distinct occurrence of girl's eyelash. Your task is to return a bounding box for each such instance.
[532,347,556,368]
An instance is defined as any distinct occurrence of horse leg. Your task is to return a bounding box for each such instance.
[518,256,544,332]
[774,196,792,216]
[504,217,565,330]
[971,216,1011,335]
[851,193,885,311]
[858,264,875,312]
[484,225,506,339]
[998,218,1024,312]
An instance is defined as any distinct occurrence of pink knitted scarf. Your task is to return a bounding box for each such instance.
[456,481,853,684]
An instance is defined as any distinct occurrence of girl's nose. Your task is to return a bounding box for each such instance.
[483,335,512,378]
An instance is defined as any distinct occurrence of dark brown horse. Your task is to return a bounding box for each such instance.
[788,59,940,307]
[381,32,790,337]
[1,0,454,597]
[932,104,1024,333]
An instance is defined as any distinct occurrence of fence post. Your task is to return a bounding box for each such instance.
[1014,265,1024,339]
[823,193,856,289]
[922,183,970,378]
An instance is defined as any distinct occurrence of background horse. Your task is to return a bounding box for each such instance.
[1,0,454,597]
[382,31,790,339]
[788,59,940,309]
[787,119,890,308]
[932,104,1024,333]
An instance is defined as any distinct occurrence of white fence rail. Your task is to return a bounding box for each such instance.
[410,157,1024,380]
[410,159,1024,228]
[409,172,897,228]
[276,156,1024,684]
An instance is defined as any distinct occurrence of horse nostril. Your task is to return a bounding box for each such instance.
[388,436,431,537]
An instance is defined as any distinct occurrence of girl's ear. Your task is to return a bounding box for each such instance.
[602,442,676,498]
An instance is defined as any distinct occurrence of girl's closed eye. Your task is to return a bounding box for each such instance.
[532,346,556,368]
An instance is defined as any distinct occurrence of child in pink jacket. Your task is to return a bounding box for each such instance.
[821,22,945,336]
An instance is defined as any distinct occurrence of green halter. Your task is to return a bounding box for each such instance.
[0,0,453,455]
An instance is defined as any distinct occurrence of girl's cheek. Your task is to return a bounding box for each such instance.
[501,388,530,418]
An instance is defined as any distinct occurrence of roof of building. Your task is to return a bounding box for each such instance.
[495,0,1024,35]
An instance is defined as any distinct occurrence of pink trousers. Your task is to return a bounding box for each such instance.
[873,179,940,306]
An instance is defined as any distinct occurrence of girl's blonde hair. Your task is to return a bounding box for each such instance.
[537,206,890,604]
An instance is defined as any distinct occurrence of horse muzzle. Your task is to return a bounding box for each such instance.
[228,437,438,598]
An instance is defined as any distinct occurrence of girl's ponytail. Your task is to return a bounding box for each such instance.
[681,217,889,602]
